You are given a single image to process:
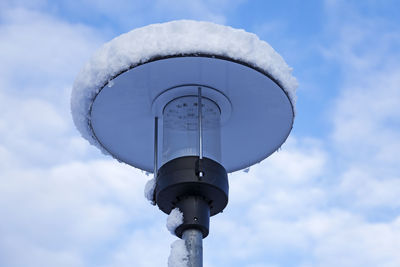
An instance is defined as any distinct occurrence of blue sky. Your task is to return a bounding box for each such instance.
[1,0,400,266]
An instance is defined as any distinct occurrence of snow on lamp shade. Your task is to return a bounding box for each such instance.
[71,20,297,173]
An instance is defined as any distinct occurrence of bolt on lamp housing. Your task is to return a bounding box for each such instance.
[71,20,297,266]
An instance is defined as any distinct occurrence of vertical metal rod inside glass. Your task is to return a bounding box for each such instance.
[198,87,203,160]
[153,116,158,177]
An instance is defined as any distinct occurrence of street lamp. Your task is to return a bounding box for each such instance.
[72,20,296,267]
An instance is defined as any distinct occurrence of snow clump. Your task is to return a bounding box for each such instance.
[167,207,184,235]
[167,208,187,266]
[144,177,156,205]
[168,239,189,267]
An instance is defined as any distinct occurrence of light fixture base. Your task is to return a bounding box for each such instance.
[155,156,229,238]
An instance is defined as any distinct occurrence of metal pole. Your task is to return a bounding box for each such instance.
[198,87,203,160]
[153,117,158,176]
[183,229,203,267]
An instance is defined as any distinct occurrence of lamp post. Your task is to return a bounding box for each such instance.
[72,20,296,267]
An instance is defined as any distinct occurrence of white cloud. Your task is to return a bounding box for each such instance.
[210,206,400,266]
[0,8,104,87]
[309,213,400,267]
[0,158,169,267]
[0,7,106,168]
[1,236,85,267]
[107,224,174,267]
[1,1,400,266]
[0,6,170,266]
[338,167,400,209]
[331,68,400,168]
[315,0,400,219]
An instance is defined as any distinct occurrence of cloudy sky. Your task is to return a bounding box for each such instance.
[1,0,399,266]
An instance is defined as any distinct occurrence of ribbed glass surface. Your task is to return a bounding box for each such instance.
[162,96,221,165]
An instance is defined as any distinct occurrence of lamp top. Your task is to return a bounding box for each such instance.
[71,20,297,172]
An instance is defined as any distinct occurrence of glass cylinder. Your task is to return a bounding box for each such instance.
[162,95,221,165]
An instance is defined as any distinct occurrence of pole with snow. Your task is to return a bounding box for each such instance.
[71,20,297,266]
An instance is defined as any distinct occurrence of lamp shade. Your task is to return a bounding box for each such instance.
[71,20,297,173]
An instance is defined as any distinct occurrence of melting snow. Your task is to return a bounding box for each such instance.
[168,239,189,267]
[167,208,187,266]
[106,79,114,88]
[144,177,156,205]
[167,207,184,235]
